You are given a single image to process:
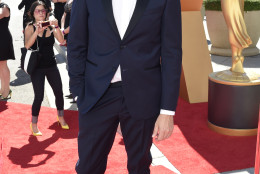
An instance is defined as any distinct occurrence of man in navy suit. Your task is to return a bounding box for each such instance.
[67,0,182,173]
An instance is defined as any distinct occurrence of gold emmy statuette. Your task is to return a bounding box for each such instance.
[208,0,260,136]
[215,0,259,83]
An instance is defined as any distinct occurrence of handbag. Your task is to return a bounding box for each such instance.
[20,38,42,75]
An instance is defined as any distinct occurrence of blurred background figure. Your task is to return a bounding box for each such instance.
[18,0,52,30]
[61,0,75,103]
[52,0,66,28]
[24,1,69,136]
[60,0,73,46]
[0,1,15,100]
[18,0,37,30]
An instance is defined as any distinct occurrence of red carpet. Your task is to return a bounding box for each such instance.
[0,99,257,174]
[155,98,257,174]
[0,101,172,174]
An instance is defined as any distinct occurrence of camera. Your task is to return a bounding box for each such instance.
[41,21,50,27]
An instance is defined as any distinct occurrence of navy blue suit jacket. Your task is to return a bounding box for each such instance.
[67,0,182,119]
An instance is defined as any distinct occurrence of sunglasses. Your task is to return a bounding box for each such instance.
[34,9,47,14]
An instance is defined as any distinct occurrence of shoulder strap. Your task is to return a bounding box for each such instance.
[30,25,39,51]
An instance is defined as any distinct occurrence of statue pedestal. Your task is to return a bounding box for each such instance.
[208,72,260,136]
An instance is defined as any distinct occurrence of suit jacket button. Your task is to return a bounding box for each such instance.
[120,45,127,49]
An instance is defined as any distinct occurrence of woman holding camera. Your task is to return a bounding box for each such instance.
[24,1,69,136]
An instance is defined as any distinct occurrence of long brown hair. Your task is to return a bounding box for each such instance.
[28,1,48,24]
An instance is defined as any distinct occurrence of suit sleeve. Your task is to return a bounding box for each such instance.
[67,0,88,97]
[160,0,182,111]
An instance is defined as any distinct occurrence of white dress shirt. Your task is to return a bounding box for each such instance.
[111,0,175,116]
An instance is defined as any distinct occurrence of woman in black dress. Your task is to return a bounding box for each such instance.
[24,1,69,136]
[0,2,15,100]
[52,0,67,28]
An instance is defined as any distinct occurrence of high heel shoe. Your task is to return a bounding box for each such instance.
[0,90,12,100]
[30,123,42,136]
[57,116,69,129]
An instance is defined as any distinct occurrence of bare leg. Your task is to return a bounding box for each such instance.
[0,61,10,97]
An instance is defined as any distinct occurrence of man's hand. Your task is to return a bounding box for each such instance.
[152,114,174,141]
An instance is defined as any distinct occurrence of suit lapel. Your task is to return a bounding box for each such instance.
[102,0,121,40]
[102,0,150,41]
[123,0,150,41]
